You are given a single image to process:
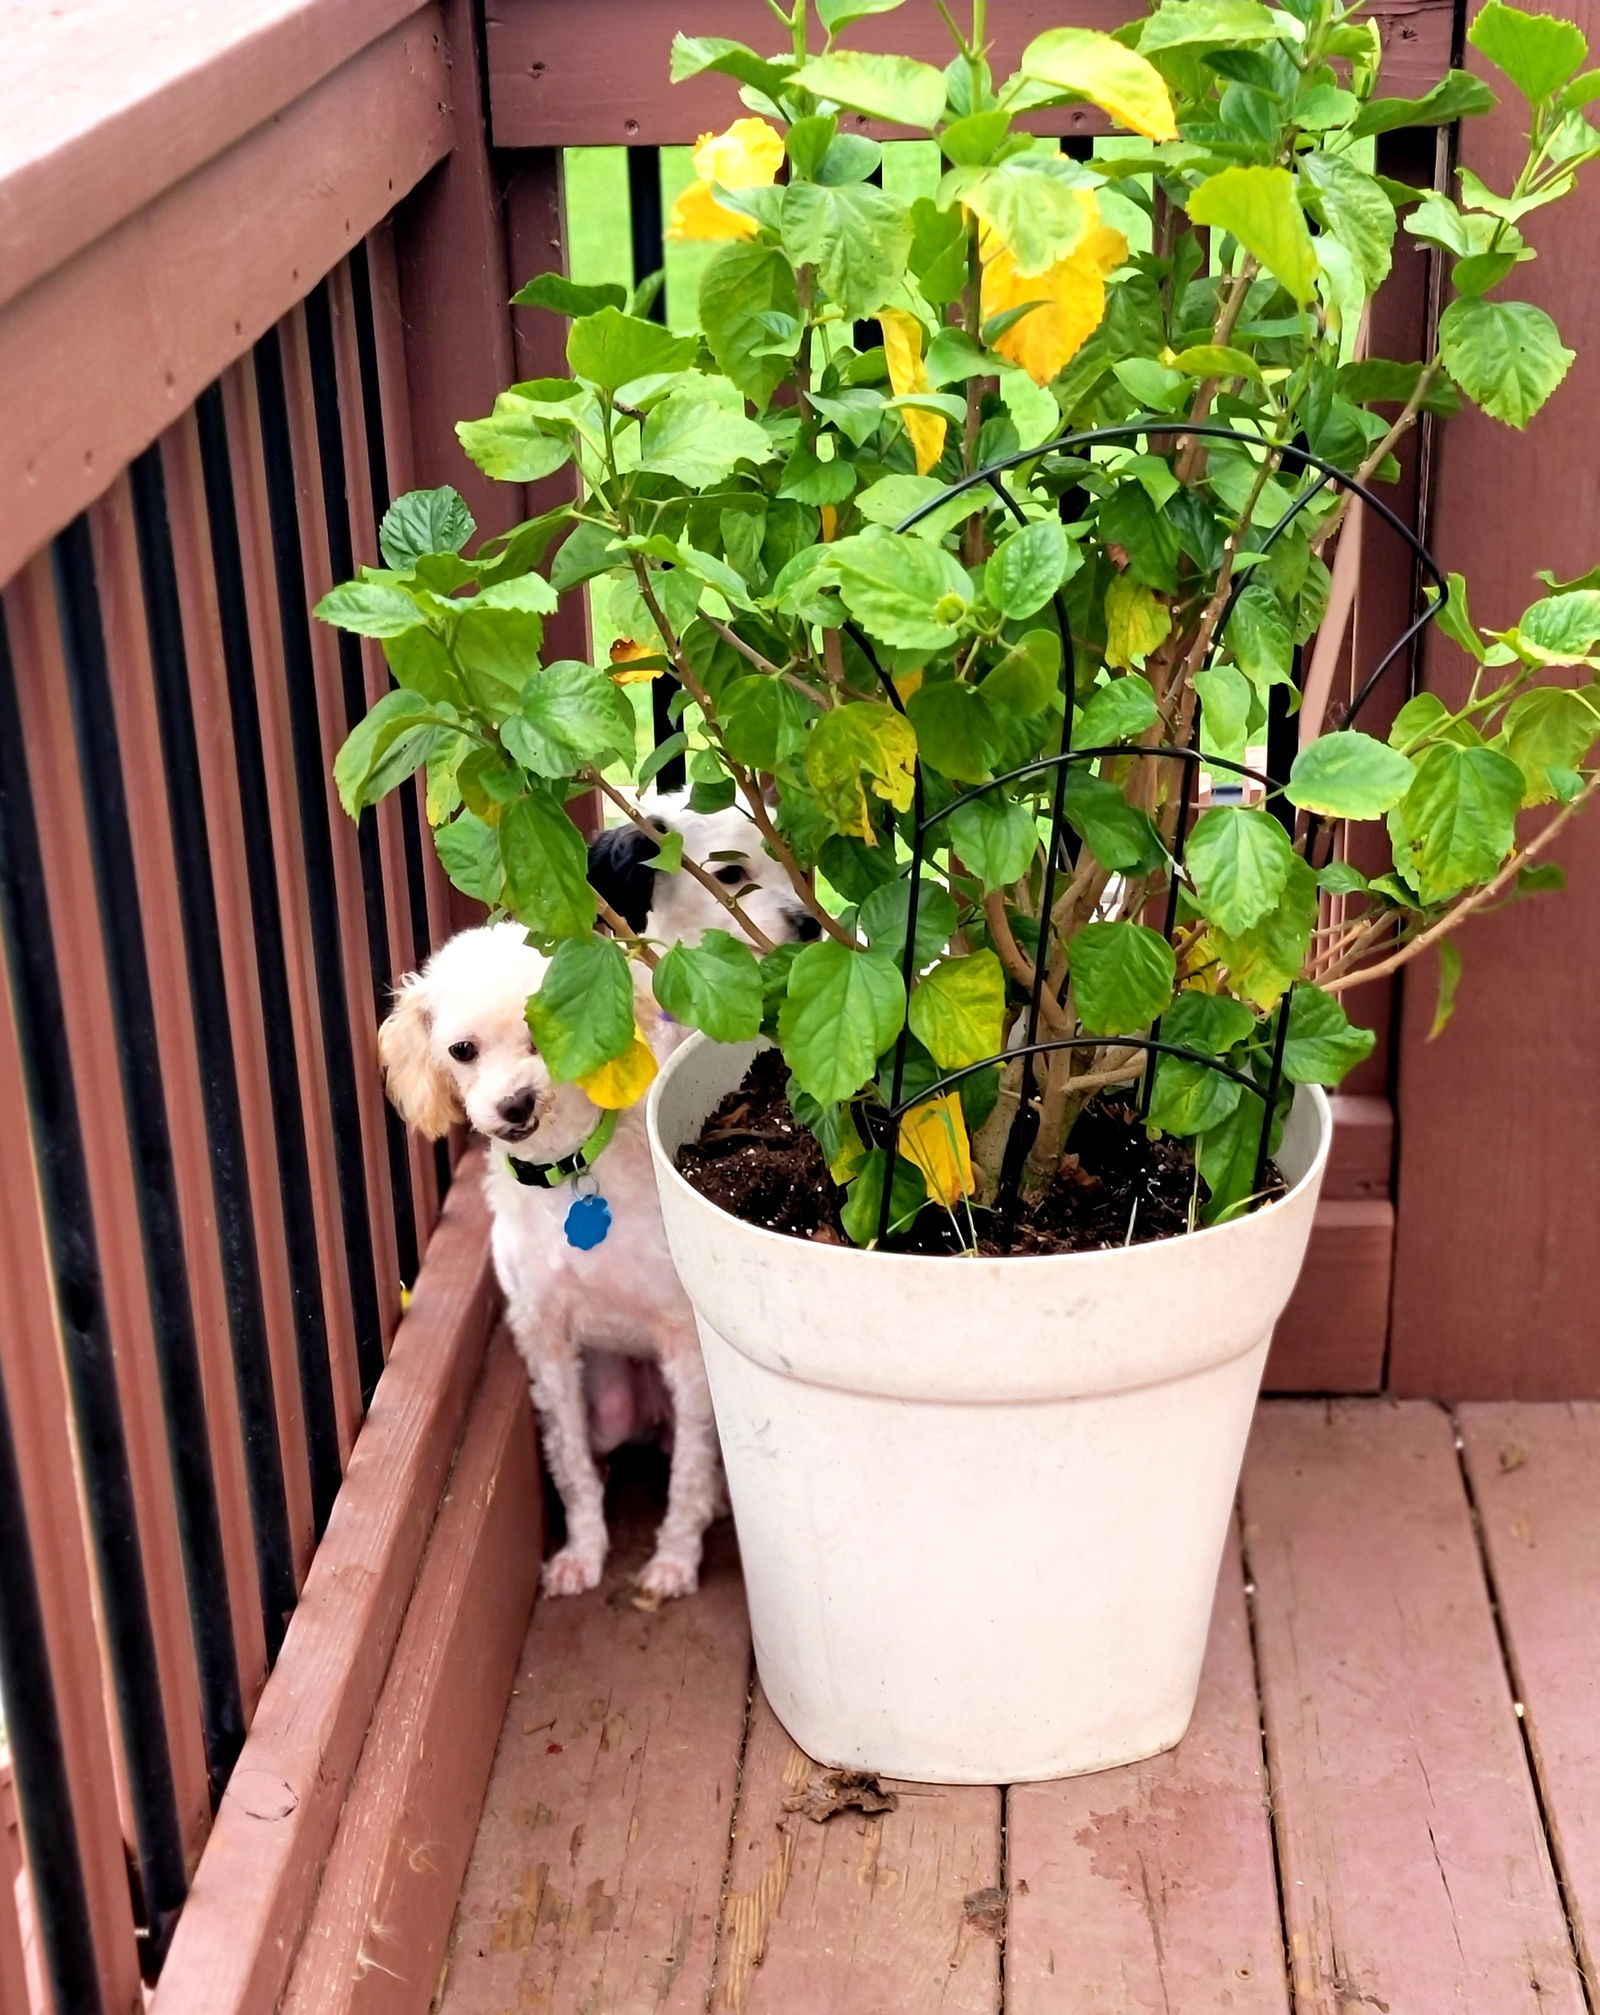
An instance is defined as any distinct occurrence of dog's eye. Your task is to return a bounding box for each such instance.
[448,1040,478,1063]
[714,862,748,886]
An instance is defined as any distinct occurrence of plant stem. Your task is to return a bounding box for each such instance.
[585,769,779,952]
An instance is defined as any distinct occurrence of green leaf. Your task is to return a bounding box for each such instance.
[1169,343,1265,384]
[804,700,918,839]
[947,795,1038,888]
[379,488,475,570]
[639,379,777,486]
[434,810,503,905]
[1063,771,1167,873]
[859,879,959,967]
[334,690,457,815]
[906,680,1003,783]
[1188,166,1318,305]
[1428,939,1464,1040]
[1195,664,1253,766]
[718,676,816,770]
[1300,155,1396,291]
[470,574,559,615]
[1287,731,1416,819]
[908,196,970,305]
[1391,743,1525,901]
[1281,984,1375,1084]
[456,394,576,485]
[1147,1053,1243,1136]
[1500,686,1600,803]
[984,518,1071,621]
[1185,806,1296,936]
[1078,672,1159,745]
[1518,589,1600,658]
[1317,859,1370,896]
[779,940,906,1104]
[566,308,698,392]
[1339,357,1462,417]
[1139,0,1287,52]
[1439,298,1574,429]
[1468,0,1587,101]
[1350,70,1497,138]
[497,791,597,939]
[1162,989,1258,1054]
[839,1147,927,1244]
[780,181,913,319]
[700,244,801,411]
[501,660,634,777]
[791,51,949,128]
[854,473,982,542]
[1425,572,1487,664]
[1198,1094,1273,1222]
[511,274,628,316]
[818,0,907,33]
[1070,921,1176,1036]
[315,580,426,638]
[526,937,634,1079]
[947,158,1096,274]
[981,631,1063,720]
[830,527,972,651]
[669,33,793,98]
[653,930,764,1042]
[1211,852,1317,1010]
[907,951,1006,1068]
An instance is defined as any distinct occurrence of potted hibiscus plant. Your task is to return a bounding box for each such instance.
[321,0,1600,1781]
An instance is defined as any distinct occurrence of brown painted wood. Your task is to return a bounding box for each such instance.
[0,12,451,586]
[1322,1094,1392,1203]
[160,408,318,1584]
[3,558,213,1864]
[282,1329,541,2015]
[151,1172,498,2015]
[1390,0,1600,1402]
[438,1476,751,2014]
[0,806,145,2013]
[1458,1403,1600,1988]
[88,475,270,1725]
[715,1695,1000,2015]
[486,0,1452,147]
[1006,1531,1287,2015]
[0,0,431,311]
[0,1765,32,2015]
[1263,1201,1391,1393]
[1241,1401,1584,2015]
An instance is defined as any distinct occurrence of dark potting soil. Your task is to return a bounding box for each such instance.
[673,1049,1268,1256]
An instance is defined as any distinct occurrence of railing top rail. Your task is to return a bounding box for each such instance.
[0,0,430,314]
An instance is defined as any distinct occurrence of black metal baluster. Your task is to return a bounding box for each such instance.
[0,595,187,1974]
[252,326,387,1405]
[194,381,344,1533]
[127,445,297,1672]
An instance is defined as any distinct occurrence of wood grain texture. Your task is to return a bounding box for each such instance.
[1389,0,1600,1402]
[714,1694,1000,2015]
[1263,1201,1392,1394]
[0,12,450,585]
[439,1476,751,2015]
[1241,1401,1584,2015]
[486,0,1452,146]
[150,1175,497,2015]
[1458,1403,1600,1989]
[282,1330,542,2015]
[1006,1532,1287,2015]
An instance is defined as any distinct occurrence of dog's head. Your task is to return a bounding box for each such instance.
[586,790,818,949]
[379,921,626,1156]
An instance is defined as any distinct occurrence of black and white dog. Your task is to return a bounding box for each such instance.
[380,793,811,1600]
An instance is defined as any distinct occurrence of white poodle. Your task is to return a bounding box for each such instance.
[379,797,812,1600]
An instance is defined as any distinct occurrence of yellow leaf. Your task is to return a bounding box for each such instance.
[981,199,1128,386]
[577,1031,658,1109]
[693,117,785,190]
[1105,574,1172,670]
[878,309,947,476]
[608,637,663,685]
[804,700,918,842]
[893,669,924,702]
[1020,28,1177,142]
[898,1093,974,1208]
[666,177,755,243]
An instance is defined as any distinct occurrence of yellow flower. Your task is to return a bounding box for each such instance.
[899,1093,975,1209]
[608,637,662,685]
[666,118,784,242]
[577,1031,659,1109]
[980,194,1129,387]
[878,309,947,476]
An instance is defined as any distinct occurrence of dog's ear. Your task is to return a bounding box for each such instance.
[377,973,461,1138]
[587,823,661,934]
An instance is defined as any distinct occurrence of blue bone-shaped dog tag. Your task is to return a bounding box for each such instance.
[564,1193,612,1250]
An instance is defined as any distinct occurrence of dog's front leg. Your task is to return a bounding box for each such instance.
[637,1336,720,1601]
[527,1347,609,1596]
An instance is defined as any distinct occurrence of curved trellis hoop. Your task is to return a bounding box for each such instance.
[856,419,1447,1248]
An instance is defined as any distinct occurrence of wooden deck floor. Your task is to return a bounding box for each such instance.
[436,1401,1600,2014]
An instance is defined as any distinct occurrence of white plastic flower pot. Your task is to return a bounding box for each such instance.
[646,1035,1332,1784]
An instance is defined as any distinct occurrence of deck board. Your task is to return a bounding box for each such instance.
[1006,1531,1289,2015]
[712,1692,1001,2015]
[1241,1401,1584,2015]
[438,1457,752,2015]
[1459,1402,1600,1989]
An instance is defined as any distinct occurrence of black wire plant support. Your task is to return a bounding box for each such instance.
[858,419,1447,1249]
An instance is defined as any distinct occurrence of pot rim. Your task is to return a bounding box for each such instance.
[646,1032,1332,1269]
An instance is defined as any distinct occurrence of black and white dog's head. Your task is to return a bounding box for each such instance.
[587,789,819,948]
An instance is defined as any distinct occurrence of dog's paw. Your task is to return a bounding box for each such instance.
[634,1550,699,1603]
[542,1544,604,1597]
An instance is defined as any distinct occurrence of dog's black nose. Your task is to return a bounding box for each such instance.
[793,912,822,942]
[498,1090,537,1126]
